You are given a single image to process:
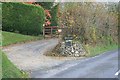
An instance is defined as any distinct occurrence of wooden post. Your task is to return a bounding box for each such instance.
[43,27,45,39]
[51,27,53,38]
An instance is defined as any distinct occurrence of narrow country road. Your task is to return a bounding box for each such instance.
[31,50,119,78]
[3,39,119,78]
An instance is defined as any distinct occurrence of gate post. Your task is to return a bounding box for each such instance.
[51,27,53,38]
[43,27,45,39]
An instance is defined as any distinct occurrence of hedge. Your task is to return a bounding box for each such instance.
[34,2,53,10]
[2,2,45,35]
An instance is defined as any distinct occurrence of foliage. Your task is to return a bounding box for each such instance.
[59,2,118,46]
[34,2,59,26]
[88,43,118,57]
[34,2,54,10]
[2,2,45,35]
[50,4,59,26]
[0,2,2,29]
[2,31,42,46]
[44,10,51,26]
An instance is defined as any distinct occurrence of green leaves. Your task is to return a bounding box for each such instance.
[50,4,59,26]
[2,2,45,35]
[59,2,118,45]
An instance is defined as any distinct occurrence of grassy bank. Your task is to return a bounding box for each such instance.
[2,31,43,46]
[87,43,118,57]
[1,31,44,78]
[2,51,28,78]
[0,50,1,79]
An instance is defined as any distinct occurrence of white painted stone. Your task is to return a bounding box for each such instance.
[74,54,79,57]
[75,51,79,54]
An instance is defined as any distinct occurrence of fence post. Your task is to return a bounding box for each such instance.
[43,27,45,39]
[51,27,53,38]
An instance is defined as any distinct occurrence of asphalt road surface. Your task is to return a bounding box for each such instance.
[54,50,119,78]
[31,49,119,78]
[3,39,119,78]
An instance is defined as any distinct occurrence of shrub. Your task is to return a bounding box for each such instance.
[2,2,45,35]
[34,2,53,10]
[50,4,59,26]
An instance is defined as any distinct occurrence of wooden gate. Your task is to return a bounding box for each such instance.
[43,26,58,38]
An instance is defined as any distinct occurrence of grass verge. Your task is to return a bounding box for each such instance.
[1,31,43,78]
[87,43,118,57]
[2,51,28,78]
[0,50,2,79]
[2,31,43,46]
